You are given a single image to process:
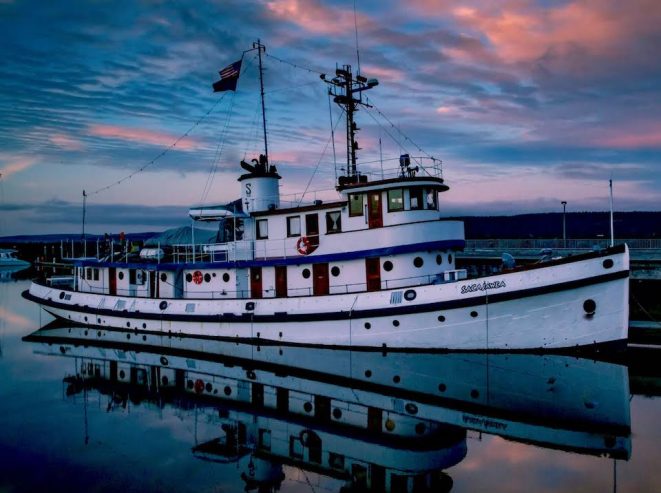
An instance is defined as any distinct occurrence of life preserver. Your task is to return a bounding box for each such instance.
[296,236,312,255]
[192,270,203,284]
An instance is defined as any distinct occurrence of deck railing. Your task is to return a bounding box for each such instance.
[464,238,661,251]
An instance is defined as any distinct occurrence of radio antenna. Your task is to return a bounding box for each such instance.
[353,0,361,74]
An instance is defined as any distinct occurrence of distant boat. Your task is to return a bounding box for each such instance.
[22,43,630,351]
[0,248,30,269]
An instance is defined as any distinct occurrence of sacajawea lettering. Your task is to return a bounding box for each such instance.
[460,280,506,294]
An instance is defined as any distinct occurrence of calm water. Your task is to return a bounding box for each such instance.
[1,276,660,493]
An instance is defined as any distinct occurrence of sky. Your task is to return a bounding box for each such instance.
[1,0,660,236]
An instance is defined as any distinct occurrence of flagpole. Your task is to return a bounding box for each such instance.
[609,178,614,247]
[254,40,269,163]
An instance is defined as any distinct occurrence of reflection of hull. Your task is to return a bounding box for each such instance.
[25,325,631,461]
[0,264,29,281]
[24,245,629,350]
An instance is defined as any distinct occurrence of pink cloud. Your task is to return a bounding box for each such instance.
[265,0,371,35]
[0,155,38,178]
[87,124,198,150]
[360,64,405,82]
[50,133,84,151]
[594,127,661,150]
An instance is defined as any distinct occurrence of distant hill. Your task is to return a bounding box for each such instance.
[454,211,661,239]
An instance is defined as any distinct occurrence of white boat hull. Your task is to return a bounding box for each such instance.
[24,245,629,350]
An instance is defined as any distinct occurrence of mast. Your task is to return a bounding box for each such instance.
[254,40,269,163]
[323,65,378,183]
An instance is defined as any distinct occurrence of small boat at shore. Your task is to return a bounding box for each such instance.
[0,248,30,269]
[23,43,630,351]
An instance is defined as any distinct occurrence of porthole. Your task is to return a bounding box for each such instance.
[603,259,614,269]
[204,273,211,283]
[392,319,400,327]
[160,273,167,282]
[159,300,168,310]
[222,273,230,282]
[187,379,194,389]
[332,408,342,420]
[331,266,340,277]
[97,318,101,323]
[383,261,393,272]
[142,323,146,329]
[302,268,311,279]
[413,256,424,268]
[415,423,426,435]
[364,322,371,330]
[118,271,124,280]
[438,383,447,392]
[438,315,446,322]
[583,299,597,314]
[224,386,232,396]
[404,289,416,301]
[436,254,443,265]
[160,356,169,366]
[119,370,126,379]
[405,403,418,415]
[385,419,396,431]
[84,316,88,322]
[393,375,401,383]
[303,402,313,413]
[59,292,65,300]
[126,321,131,327]
[365,370,372,378]
[186,273,193,283]
[470,311,478,318]
[205,383,212,392]
[448,254,453,263]
[471,389,480,399]
[126,334,131,340]
[142,335,147,341]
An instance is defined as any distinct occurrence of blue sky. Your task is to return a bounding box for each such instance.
[1,0,660,235]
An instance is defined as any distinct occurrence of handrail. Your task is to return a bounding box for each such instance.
[464,238,661,251]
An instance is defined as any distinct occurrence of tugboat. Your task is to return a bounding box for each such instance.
[23,42,629,350]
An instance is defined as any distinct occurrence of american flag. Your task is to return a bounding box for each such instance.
[212,59,242,92]
[220,60,241,79]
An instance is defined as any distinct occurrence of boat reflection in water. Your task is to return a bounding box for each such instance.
[24,324,631,492]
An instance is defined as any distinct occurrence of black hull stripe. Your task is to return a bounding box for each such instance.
[23,269,628,324]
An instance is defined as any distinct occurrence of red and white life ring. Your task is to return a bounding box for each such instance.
[192,270,203,284]
[296,236,312,255]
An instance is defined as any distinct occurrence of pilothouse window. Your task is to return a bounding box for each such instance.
[287,216,301,237]
[349,194,363,216]
[326,211,341,234]
[387,189,404,212]
[256,219,268,239]
[410,188,423,210]
[426,190,438,210]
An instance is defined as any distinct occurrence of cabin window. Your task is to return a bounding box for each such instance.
[256,219,268,239]
[410,188,423,210]
[287,216,301,237]
[93,268,100,281]
[387,189,404,212]
[86,267,92,280]
[426,190,438,210]
[325,211,341,234]
[349,194,363,216]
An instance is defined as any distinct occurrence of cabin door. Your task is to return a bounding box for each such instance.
[312,263,329,295]
[365,257,381,291]
[367,192,383,228]
[250,267,263,299]
[108,267,117,296]
[275,266,288,297]
[149,271,157,298]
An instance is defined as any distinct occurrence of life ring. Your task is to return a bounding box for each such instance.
[192,270,203,284]
[296,236,312,255]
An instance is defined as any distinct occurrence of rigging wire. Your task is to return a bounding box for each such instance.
[297,107,345,206]
[89,92,228,196]
[353,0,361,74]
[328,92,338,182]
[264,52,325,76]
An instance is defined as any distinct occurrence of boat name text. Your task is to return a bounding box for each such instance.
[461,280,507,294]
